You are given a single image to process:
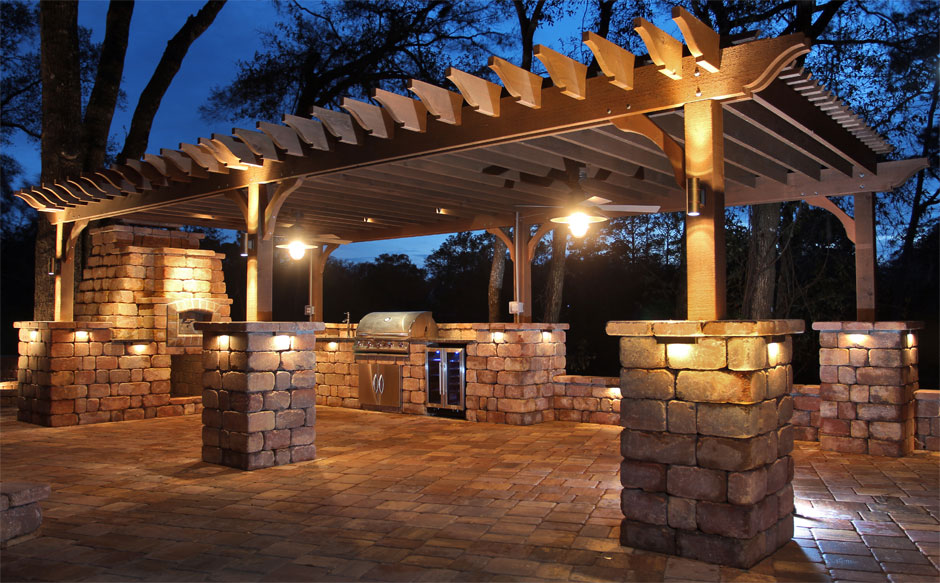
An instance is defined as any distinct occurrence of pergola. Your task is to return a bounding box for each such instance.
[16,8,925,324]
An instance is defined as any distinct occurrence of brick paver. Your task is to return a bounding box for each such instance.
[1,406,937,582]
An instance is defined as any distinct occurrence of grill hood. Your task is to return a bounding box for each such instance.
[354,311,437,354]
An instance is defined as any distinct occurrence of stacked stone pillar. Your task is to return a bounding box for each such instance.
[607,320,803,569]
[197,322,324,470]
[813,322,921,457]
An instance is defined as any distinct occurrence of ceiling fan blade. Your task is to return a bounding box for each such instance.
[585,195,611,205]
[598,204,661,213]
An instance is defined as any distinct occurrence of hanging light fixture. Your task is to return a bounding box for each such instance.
[275,224,317,260]
[550,205,607,238]
[687,177,706,217]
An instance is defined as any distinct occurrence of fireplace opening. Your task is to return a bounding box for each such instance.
[171,354,203,397]
[178,309,212,337]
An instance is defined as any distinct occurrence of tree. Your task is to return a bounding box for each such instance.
[26,0,226,319]
[200,0,504,123]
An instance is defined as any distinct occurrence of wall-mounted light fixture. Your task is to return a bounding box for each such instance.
[47,257,60,276]
[550,206,607,238]
[239,232,250,257]
[686,177,706,217]
[492,331,505,343]
[74,330,89,342]
[272,335,292,351]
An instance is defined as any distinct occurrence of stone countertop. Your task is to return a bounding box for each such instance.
[606,319,804,337]
[195,321,326,334]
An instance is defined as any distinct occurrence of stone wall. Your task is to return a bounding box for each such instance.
[198,322,324,470]
[14,322,199,425]
[791,384,821,441]
[459,323,566,425]
[550,375,620,425]
[813,321,921,457]
[1,482,50,548]
[914,390,939,451]
[607,319,803,569]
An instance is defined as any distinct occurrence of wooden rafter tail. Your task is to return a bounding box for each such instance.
[262,177,305,240]
[633,18,683,80]
[125,159,168,187]
[311,107,363,145]
[341,97,395,139]
[42,184,80,206]
[611,115,685,188]
[534,45,587,100]
[109,164,152,190]
[488,56,542,109]
[256,121,306,156]
[446,67,501,117]
[179,142,229,174]
[407,79,464,125]
[671,6,721,73]
[144,154,192,182]
[281,115,331,151]
[739,33,810,97]
[582,31,636,90]
[212,134,263,168]
[52,180,97,204]
[199,137,249,170]
[30,187,68,210]
[232,128,282,161]
[373,89,428,133]
[66,177,109,201]
[159,149,207,179]
[14,189,53,211]
[81,173,124,197]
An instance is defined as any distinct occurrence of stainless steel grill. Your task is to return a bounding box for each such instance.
[353,311,438,354]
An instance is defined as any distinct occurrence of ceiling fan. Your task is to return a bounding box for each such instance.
[482,157,660,236]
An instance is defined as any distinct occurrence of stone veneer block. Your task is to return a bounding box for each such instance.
[1,482,51,548]
[914,390,940,451]
[609,320,801,569]
[197,321,325,470]
[812,322,922,457]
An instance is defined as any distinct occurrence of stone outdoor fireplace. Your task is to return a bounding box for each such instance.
[16,225,232,426]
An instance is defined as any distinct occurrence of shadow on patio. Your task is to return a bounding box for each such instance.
[1,407,937,582]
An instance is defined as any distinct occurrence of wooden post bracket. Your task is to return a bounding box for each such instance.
[804,195,856,243]
[263,178,305,240]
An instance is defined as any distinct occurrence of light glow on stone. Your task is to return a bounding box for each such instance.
[767,342,780,360]
[847,334,868,346]
[131,344,148,354]
[28,330,38,341]
[542,331,553,343]
[492,331,505,343]
[217,335,230,350]
[273,335,292,351]
[907,333,915,347]
[667,342,693,358]
[74,330,89,342]
[327,341,338,351]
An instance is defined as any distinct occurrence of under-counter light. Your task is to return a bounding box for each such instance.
[541,331,553,343]
[847,334,868,346]
[907,333,915,347]
[273,335,292,351]
[28,330,38,342]
[74,330,89,342]
[217,335,230,350]
[327,341,338,351]
[767,342,780,360]
[492,331,505,343]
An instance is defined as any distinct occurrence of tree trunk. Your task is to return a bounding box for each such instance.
[36,1,82,320]
[774,203,799,316]
[118,0,226,161]
[743,203,779,318]
[542,227,566,322]
[488,231,507,322]
[586,0,616,76]
[82,1,134,170]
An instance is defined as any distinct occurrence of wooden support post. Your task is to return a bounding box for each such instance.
[308,247,322,323]
[854,192,876,321]
[512,213,533,323]
[245,182,273,321]
[53,223,73,322]
[684,100,726,320]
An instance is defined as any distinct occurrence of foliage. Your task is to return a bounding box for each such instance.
[201,0,505,123]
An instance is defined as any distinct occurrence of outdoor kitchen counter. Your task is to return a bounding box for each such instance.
[314,322,568,424]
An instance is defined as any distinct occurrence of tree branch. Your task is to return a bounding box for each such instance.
[117,0,226,162]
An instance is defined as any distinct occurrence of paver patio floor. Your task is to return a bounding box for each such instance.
[1,406,937,582]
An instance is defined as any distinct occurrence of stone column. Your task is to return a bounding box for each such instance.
[197,322,324,470]
[813,321,922,457]
[607,319,803,569]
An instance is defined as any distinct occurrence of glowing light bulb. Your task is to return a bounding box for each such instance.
[568,212,590,237]
[287,240,307,260]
